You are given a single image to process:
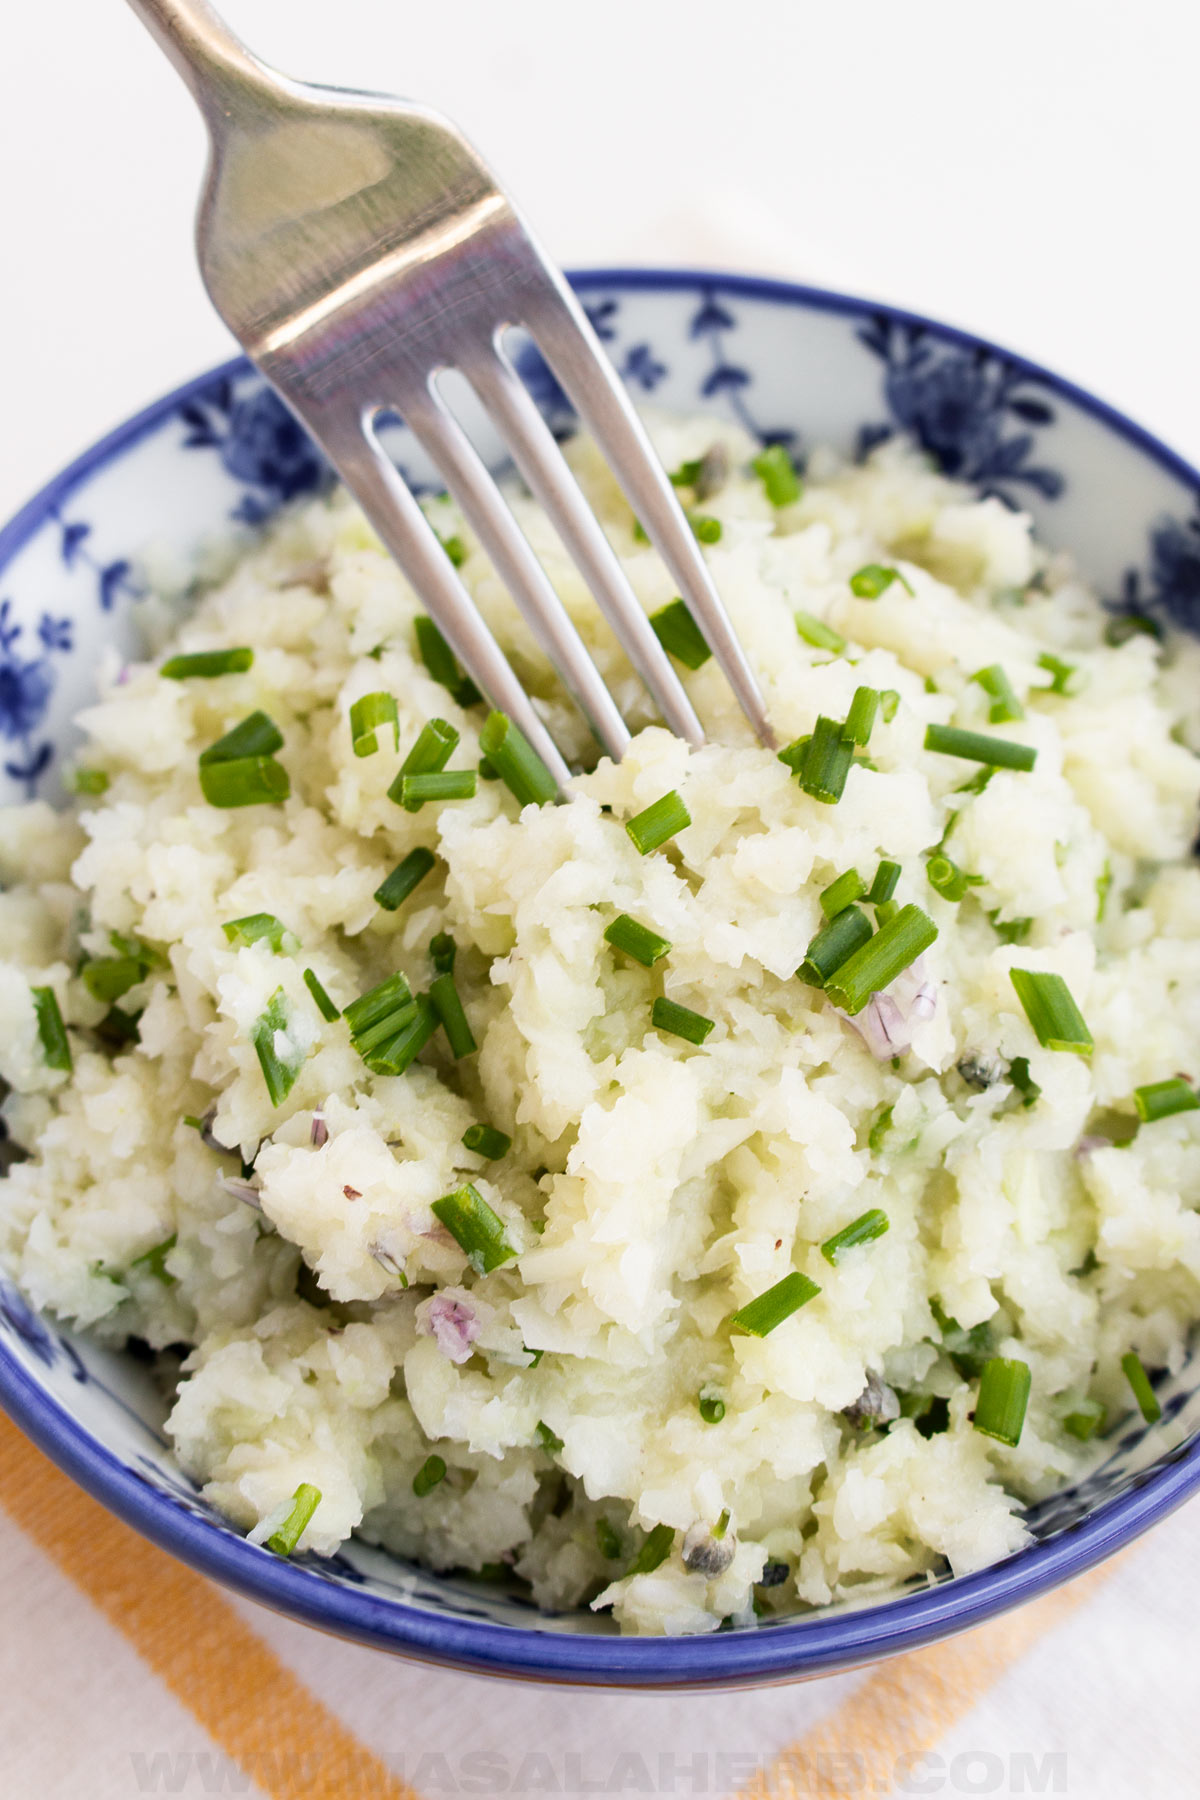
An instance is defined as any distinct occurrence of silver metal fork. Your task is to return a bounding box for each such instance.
[124,0,773,785]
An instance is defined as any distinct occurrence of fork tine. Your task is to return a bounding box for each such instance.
[320,414,573,786]
[393,381,632,764]
[464,344,706,749]
[522,286,776,748]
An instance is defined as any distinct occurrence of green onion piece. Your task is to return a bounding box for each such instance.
[873,899,899,927]
[632,517,650,544]
[1062,1398,1106,1441]
[954,765,995,799]
[349,691,399,758]
[1121,1351,1161,1423]
[625,1523,675,1578]
[413,1455,447,1497]
[777,735,811,773]
[868,1104,893,1152]
[972,1357,1031,1446]
[926,851,983,903]
[752,443,802,507]
[868,860,901,905]
[697,1389,726,1424]
[302,968,340,1023]
[479,711,557,808]
[414,616,481,708]
[536,1421,564,1454]
[199,755,290,808]
[199,710,284,764]
[360,996,437,1076]
[821,1208,890,1265]
[800,715,855,805]
[794,611,846,655]
[222,913,299,955]
[430,932,457,974]
[730,1271,821,1337]
[651,997,714,1045]
[441,533,467,569]
[820,869,866,919]
[668,457,704,488]
[430,972,477,1059]
[1009,969,1093,1055]
[923,723,1037,772]
[990,913,1032,945]
[626,790,691,855]
[713,1508,731,1540]
[32,986,71,1073]
[1038,651,1085,696]
[343,971,413,1039]
[823,904,939,1016]
[842,686,880,746]
[81,955,145,1004]
[1008,1056,1041,1108]
[265,1483,322,1555]
[387,718,459,811]
[1096,861,1112,923]
[396,770,477,807]
[798,906,873,988]
[879,689,900,723]
[1133,1078,1200,1123]
[691,515,722,544]
[431,1183,517,1275]
[374,846,436,913]
[462,1123,511,1160]
[849,564,912,599]
[971,664,1025,724]
[596,1518,623,1560]
[252,989,305,1107]
[649,599,711,671]
[161,647,254,680]
[182,1115,204,1133]
[131,1234,177,1286]
[71,767,110,795]
[349,995,421,1061]
[603,914,671,966]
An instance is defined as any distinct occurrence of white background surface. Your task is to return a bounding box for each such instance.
[2,0,1200,522]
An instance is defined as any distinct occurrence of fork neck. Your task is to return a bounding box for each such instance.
[125,0,271,125]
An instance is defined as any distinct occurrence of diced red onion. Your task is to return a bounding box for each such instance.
[310,1112,328,1148]
[1075,1135,1112,1159]
[419,1292,481,1364]
[219,1174,261,1209]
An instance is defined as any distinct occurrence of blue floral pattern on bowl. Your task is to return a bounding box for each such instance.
[2,269,1200,1688]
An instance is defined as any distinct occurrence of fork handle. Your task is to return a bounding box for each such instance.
[125,0,267,121]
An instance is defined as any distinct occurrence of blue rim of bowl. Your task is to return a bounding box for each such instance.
[1,266,1199,1687]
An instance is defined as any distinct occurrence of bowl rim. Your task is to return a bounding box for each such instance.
[2,264,1199,1687]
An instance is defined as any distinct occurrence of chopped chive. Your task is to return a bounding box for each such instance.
[632,517,650,544]
[81,955,145,1004]
[731,1271,821,1337]
[430,932,457,974]
[344,972,413,1038]
[596,1518,623,1560]
[302,968,340,1023]
[752,443,802,507]
[199,710,283,764]
[265,1483,322,1556]
[799,715,854,804]
[430,973,477,1058]
[1062,1398,1106,1441]
[651,997,714,1045]
[95,1007,141,1048]
[1106,612,1162,647]
[868,860,901,905]
[879,689,900,722]
[478,756,500,781]
[252,988,304,1106]
[798,905,873,987]
[431,1183,517,1275]
[823,904,939,1015]
[794,611,846,654]
[691,515,722,544]
[348,999,419,1059]
[820,868,866,919]
[413,1455,447,1497]
[414,616,481,707]
[926,851,983,903]
[873,899,899,926]
[713,1508,731,1540]
[777,735,811,773]
[868,1104,893,1152]
[1121,1351,1161,1423]
[349,691,399,758]
[626,1523,675,1577]
[972,1357,1031,1446]
[199,756,290,808]
[923,724,1037,772]
[32,986,71,1073]
[821,1208,890,1265]
[1096,860,1112,923]
[375,846,437,912]
[1133,1078,1200,1123]
[849,564,912,599]
[955,765,995,798]
[626,790,691,855]
[990,912,1032,945]
[479,711,557,808]
[842,687,880,746]
[604,914,671,966]
[649,599,711,671]
[441,533,467,569]
[536,1420,564,1454]
[669,456,705,488]
[71,767,110,795]
[360,996,438,1076]
[222,913,299,955]
[131,1234,177,1286]
[395,770,477,807]
[387,718,459,810]
[698,1389,726,1424]
[1009,969,1093,1055]
[161,647,253,680]
[462,1123,511,1160]
[1038,651,1086,696]
[971,665,1025,724]
[1008,1056,1041,1108]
